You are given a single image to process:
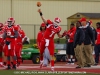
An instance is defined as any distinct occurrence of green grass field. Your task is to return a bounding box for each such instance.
[30,39,66,44]
[23,38,66,49]
[0,70,99,75]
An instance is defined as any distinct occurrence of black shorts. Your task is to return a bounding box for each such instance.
[66,42,75,55]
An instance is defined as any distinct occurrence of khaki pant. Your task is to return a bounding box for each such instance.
[74,44,86,67]
[83,44,93,65]
[90,46,95,65]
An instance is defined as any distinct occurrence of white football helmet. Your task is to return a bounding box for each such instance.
[7,17,15,26]
[53,17,61,26]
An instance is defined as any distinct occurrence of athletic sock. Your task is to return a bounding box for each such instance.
[13,56,17,65]
[7,56,10,65]
[40,55,43,62]
[7,61,10,65]
[51,60,54,67]
[17,57,22,64]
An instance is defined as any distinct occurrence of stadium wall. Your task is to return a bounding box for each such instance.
[0,0,100,39]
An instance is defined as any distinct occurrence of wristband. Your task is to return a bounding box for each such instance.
[40,12,43,16]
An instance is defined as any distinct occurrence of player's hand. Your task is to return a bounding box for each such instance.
[38,9,41,12]
[66,35,69,39]
[62,30,67,37]
[64,30,67,33]
[38,9,43,16]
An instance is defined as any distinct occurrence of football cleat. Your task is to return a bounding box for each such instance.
[40,63,43,68]
[51,67,54,72]
[0,64,4,67]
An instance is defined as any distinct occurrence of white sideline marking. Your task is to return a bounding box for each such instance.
[0,65,100,70]
[17,65,100,69]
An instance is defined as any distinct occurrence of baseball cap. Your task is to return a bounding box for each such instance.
[41,23,46,27]
[70,23,75,26]
[96,22,100,25]
[79,18,86,22]
[88,20,92,25]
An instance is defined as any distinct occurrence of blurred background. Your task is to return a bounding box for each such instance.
[0,0,100,43]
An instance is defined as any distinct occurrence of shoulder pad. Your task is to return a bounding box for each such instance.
[47,19,53,24]
[14,25,18,31]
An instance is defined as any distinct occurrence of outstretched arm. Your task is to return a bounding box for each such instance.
[57,33,63,38]
[57,30,67,38]
[38,9,47,24]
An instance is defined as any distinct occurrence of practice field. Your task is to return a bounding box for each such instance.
[0,61,100,75]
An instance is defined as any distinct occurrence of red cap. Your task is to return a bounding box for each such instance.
[79,18,86,22]
[89,20,92,25]
[41,23,46,27]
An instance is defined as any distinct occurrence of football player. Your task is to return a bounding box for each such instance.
[38,9,66,71]
[15,24,26,67]
[3,17,18,69]
[0,23,5,67]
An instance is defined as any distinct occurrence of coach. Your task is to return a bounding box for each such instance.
[74,21,85,68]
[80,18,94,67]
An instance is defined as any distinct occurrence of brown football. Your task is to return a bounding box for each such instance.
[37,2,41,7]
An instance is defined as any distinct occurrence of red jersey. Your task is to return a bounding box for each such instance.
[4,25,18,41]
[43,20,61,40]
[37,31,45,48]
[66,27,76,43]
[17,30,26,43]
[96,28,100,45]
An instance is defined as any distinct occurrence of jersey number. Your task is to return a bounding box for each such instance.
[49,31,55,37]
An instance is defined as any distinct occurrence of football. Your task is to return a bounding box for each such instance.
[37,2,41,7]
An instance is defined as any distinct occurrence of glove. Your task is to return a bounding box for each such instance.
[66,35,69,39]
[5,41,10,45]
[66,34,70,37]
[62,30,67,37]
